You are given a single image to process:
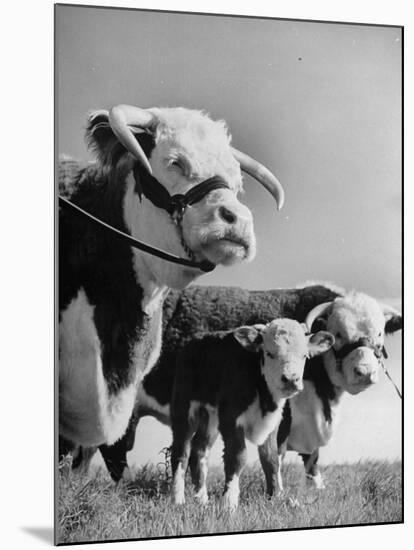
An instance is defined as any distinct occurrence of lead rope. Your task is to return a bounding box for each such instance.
[59,196,215,272]
[380,361,402,399]
[380,347,402,399]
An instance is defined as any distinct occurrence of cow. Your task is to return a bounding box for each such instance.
[59,105,284,458]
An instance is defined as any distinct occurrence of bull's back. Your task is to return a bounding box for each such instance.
[142,284,341,412]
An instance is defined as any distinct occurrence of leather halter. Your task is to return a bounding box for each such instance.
[330,338,401,398]
[332,337,385,361]
[59,171,231,273]
[135,167,230,219]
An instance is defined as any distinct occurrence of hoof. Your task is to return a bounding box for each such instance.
[121,468,134,483]
[222,493,238,513]
[195,488,209,505]
[173,492,186,505]
[306,473,325,490]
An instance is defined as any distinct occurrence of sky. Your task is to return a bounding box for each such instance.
[56,6,402,466]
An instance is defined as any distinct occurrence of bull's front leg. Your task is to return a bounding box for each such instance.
[72,445,98,474]
[99,411,140,482]
[300,449,325,489]
[221,424,247,511]
[99,437,130,483]
[58,435,79,477]
[258,429,284,497]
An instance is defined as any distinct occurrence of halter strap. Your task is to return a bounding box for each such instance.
[136,168,230,216]
[332,337,384,361]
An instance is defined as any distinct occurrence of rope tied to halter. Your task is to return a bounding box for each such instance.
[380,360,402,399]
[59,171,232,273]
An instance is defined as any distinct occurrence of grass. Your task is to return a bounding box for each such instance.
[57,455,402,544]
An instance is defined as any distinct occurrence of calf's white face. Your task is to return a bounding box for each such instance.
[323,294,392,394]
[234,319,335,399]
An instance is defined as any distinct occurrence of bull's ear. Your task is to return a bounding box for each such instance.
[85,110,155,180]
[308,331,335,357]
[233,325,264,351]
[381,303,402,334]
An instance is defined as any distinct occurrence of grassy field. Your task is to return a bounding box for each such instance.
[57,456,402,544]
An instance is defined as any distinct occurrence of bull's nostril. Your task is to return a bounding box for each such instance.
[281,375,289,384]
[218,206,237,225]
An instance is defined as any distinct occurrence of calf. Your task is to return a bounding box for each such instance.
[170,320,334,510]
[257,291,402,495]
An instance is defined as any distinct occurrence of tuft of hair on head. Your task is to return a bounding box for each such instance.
[333,291,402,336]
[152,108,232,150]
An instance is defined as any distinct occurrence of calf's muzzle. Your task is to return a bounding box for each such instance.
[281,374,303,393]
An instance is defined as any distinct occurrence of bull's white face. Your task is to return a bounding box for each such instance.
[234,320,335,399]
[324,294,386,395]
[124,108,256,289]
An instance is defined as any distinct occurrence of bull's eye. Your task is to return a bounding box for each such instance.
[266,351,275,359]
[336,332,342,339]
[170,160,183,171]
[168,157,194,179]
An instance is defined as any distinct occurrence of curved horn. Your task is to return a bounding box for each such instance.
[231,147,285,210]
[108,105,157,174]
[305,302,333,332]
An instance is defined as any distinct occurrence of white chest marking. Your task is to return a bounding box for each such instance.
[135,383,171,425]
[142,283,169,318]
[287,380,341,454]
[236,397,284,446]
[59,289,138,447]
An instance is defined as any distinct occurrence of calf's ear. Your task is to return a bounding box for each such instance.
[381,303,402,334]
[308,331,335,357]
[233,325,264,351]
